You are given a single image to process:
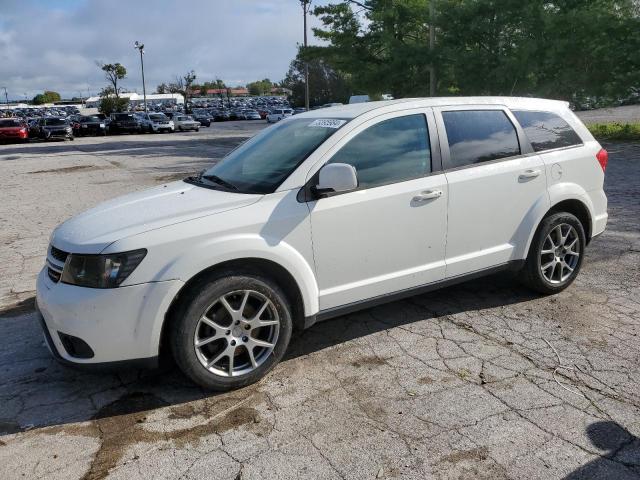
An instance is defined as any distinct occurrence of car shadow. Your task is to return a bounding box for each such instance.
[0,272,538,435]
[563,421,640,479]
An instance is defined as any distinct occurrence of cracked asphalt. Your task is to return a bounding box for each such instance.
[0,125,638,479]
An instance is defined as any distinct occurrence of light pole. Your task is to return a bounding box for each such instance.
[300,0,311,111]
[134,41,148,113]
[428,0,436,96]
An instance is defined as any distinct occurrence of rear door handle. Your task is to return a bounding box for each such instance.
[519,169,541,180]
[413,190,443,202]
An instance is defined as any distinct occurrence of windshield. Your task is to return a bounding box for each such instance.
[113,114,134,120]
[150,114,167,121]
[198,117,347,194]
[44,118,67,126]
[80,116,100,122]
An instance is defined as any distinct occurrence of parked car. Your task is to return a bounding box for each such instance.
[0,118,29,142]
[173,115,200,131]
[30,117,74,141]
[266,108,293,123]
[244,110,262,120]
[109,113,143,134]
[137,113,175,133]
[36,97,608,391]
[72,116,107,136]
[292,107,306,115]
[192,113,211,127]
[349,95,370,104]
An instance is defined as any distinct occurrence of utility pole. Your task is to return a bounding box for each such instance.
[300,0,311,111]
[429,0,436,96]
[134,41,148,113]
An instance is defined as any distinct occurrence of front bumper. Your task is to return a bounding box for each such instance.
[36,267,183,365]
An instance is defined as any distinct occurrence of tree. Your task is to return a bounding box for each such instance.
[282,53,352,107]
[247,79,273,96]
[99,63,127,98]
[156,83,169,94]
[169,70,197,111]
[31,90,62,105]
[307,0,640,106]
[98,87,129,115]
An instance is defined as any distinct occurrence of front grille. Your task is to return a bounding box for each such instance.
[47,267,61,283]
[50,245,68,263]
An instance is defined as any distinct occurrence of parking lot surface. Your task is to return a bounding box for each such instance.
[0,130,638,480]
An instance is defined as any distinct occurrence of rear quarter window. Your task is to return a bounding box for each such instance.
[512,110,582,152]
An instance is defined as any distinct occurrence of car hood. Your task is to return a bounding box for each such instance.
[52,181,262,254]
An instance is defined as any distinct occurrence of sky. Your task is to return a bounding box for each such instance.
[0,0,329,100]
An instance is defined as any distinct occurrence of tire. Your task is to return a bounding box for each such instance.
[195,128,199,132]
[520,212,586,295]
[170,271,293,390]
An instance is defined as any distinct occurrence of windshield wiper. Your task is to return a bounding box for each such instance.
[200,174,239,191]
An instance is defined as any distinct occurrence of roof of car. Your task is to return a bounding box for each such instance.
[296,97,570,119]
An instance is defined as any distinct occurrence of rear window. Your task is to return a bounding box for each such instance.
[442,110,521,169]
[0,119,21,127]
[512,110,582,152]
[44,118,68,126]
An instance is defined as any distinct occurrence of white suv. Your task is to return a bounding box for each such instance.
[36,97,608,390]
[266,108,293,123]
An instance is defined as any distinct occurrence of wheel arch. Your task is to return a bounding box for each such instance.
[523,196,594,260]
[547,199,592,242]
[159,257,307,359]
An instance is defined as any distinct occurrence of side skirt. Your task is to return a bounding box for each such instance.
[303,260,525,329]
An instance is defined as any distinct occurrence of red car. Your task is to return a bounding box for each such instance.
[0,118,29,142]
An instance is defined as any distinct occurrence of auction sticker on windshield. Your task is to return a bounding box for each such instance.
[308,119,347,129]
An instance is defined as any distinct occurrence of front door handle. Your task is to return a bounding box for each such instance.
[519,169,541,180]
[413,190,443,202]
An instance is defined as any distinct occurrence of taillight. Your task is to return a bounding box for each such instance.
[596,148,608,172]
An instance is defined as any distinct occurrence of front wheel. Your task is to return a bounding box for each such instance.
[170,272,293,390]
[520,212,586,294]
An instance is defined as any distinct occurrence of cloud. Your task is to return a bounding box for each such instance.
[0,0,326,99]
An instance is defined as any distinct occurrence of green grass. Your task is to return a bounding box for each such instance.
[587,122,640,141]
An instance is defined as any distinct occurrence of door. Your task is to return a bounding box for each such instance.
[307,110,448,311]
[434,106,549,277]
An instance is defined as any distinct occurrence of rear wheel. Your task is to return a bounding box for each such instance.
[520,212,585,294]
[170,272,293,390]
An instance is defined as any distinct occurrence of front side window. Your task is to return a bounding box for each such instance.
[512,110,582,152]
[199,118,347,194]
[442,110,520,169]
[329,114,431,189]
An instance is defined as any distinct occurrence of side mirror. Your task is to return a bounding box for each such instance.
[313,163,358,197]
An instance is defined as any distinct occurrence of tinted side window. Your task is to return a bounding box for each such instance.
[512,110,582,152]
[329,114,430,189]
[442,110,520,169]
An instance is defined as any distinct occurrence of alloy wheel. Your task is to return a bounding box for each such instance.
[540,223,580,284]
[193,290,280,377]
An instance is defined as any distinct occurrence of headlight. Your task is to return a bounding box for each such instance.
[61,249,147,288]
